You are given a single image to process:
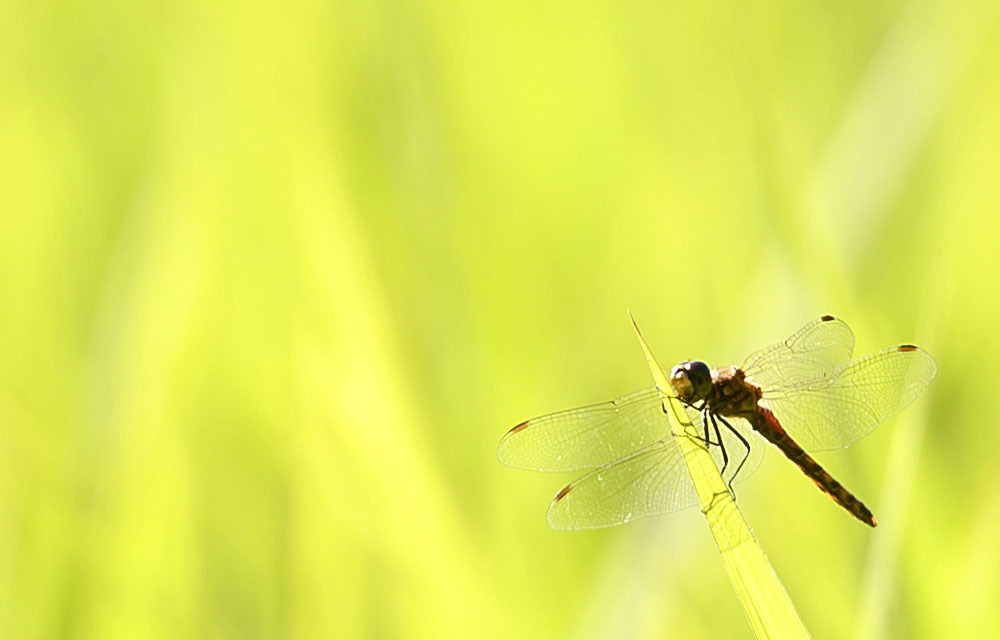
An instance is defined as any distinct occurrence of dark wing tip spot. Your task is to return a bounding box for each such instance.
[820,314,836,322]
[554,484,573,501]
[897,344,918,352]
[507,420,530,435]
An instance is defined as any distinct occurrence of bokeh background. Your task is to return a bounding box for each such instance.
[2,0,999,638]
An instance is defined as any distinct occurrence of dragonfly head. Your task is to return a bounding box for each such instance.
[669,360,712,403]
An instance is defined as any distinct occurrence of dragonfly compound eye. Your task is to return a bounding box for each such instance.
[669,366,693,400]
[670,360,712,402]
[685,360,712,399]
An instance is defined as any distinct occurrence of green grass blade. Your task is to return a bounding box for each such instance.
[629,313,811,640]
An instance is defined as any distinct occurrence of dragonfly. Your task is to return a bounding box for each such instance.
[497,316,937,529]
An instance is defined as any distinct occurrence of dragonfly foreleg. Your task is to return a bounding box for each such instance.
[672,400,719,451]
[688,408,723,450]
[716,415,751,493]
[674,398,707,412]
[708,412,729,478]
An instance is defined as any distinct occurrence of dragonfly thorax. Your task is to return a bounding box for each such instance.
[669,360,712,403]
[707,366,763,417]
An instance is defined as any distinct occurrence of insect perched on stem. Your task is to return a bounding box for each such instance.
[498,316,937,529]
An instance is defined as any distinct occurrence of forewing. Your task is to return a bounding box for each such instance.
[742,316,855,390]
[546,440,694,530]
[763,345,937,451]
[497,388,668,471]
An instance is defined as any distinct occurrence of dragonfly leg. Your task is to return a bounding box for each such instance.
[708,412,729,477]
[672,400,719,450]
[675,398,707,412]
[687,407,722,449]
[716,415,751,492]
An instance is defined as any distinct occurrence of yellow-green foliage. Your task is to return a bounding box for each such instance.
[1,0,999,638]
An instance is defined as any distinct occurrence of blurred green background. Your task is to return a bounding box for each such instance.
[2,0,999,637]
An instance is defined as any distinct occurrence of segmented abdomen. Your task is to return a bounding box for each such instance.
[752,407,877,527]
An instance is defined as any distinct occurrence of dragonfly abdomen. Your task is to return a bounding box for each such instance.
[753,407,877,528]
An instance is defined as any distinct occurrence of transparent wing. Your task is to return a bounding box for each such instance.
[498,388,766,476]
[546,440,693,530]
[763,345,937,451]
[545,417,764,530]
[741,316,855,391]
[497,387,668,472]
